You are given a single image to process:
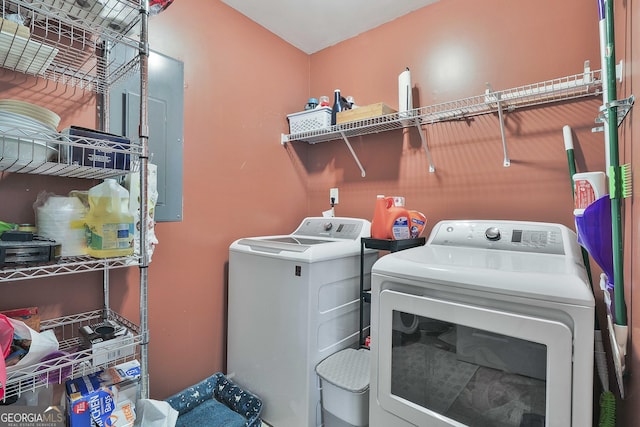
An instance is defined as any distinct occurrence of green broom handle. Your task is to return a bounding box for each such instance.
[605,0,627,326]
[566,144,597,329]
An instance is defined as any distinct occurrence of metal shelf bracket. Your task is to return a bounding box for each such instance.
[592,94,635,132]
[414,119,435,172]
[486,83,511,167]
[339,131,366,178]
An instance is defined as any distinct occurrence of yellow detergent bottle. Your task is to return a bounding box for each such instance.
[85,179,134,258]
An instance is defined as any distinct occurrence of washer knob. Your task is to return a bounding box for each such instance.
[485,227,501,241]
[324,222,333,231]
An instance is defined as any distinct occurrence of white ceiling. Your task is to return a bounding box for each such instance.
[220,0,440,54]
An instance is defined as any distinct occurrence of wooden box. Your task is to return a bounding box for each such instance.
[336,102,396,124]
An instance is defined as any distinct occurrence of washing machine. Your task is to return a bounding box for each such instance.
[369,220,595,427]
[227,217,378,427]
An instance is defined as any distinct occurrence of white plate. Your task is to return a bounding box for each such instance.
[0,110,58,133]
[0,99,60,129]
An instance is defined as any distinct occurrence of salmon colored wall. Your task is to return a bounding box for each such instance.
[139,1,310,398]
[0,0,310,402]
[307,0,603,225]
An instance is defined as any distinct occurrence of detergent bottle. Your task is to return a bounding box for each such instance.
[387,197,411,240]
[408,210,427,238]
[371,195,411,240]
[84,179,135,258]
[371,195,392,239]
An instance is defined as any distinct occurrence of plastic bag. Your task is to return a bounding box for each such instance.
[133,399,178,427]
[0,314,13,401]
[6,318,58,374]
[125,163,159,261]
[0,356,5,400]
[0,314,13,358]
[150,0,174,15]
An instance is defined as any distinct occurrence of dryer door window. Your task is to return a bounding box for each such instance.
[377,290,573,427]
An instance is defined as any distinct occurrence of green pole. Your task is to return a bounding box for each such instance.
[604,0,627,326]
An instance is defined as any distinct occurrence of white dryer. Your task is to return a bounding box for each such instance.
[227,217,378,427]
[369,220,595,427]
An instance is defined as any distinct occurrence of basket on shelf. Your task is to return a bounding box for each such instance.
[287,107,331,134]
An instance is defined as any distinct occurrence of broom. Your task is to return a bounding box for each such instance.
[563,125,615,426]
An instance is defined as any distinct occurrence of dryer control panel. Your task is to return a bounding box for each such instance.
[429,220,566,255]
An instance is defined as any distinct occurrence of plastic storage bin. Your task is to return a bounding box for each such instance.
[287,107,332,134]
[316,348,370,427]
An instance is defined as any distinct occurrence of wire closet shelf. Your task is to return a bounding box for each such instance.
[0,0,142,93]
[2,309,142,401]
[282,69,603,145]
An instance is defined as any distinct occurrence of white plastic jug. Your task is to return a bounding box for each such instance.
[85,179,134,258]
[36,196,87,256]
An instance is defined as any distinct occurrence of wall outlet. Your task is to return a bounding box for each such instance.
[330,188,339,205]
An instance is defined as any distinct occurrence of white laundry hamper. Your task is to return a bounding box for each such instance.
[316,348,370,427]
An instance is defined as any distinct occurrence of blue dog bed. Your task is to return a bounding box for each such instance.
[166,372,263,427]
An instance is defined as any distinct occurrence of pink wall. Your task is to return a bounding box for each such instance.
[1,0,639,424]
[138,1,311,398]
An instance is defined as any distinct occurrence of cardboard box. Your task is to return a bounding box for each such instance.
[85,329,136,367]
[66,360,140,427]
[62,126,131,170]
[336,102,396,124]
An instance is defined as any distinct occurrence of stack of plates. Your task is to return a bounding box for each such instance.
[0,100,60,130]
[0,110,59,165]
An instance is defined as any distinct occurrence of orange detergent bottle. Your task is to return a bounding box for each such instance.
[371,195,411,240]
[371,195,392,239]
[387,202,411,240]
[408,210,427,238]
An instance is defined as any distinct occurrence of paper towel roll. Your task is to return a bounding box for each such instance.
[398,67,413,116]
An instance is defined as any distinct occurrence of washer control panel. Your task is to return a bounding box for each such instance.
[293,217,368,240]
[429,220,566,255]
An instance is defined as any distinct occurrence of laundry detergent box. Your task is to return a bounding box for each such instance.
[66,360,141,427]
[62,126,131,171]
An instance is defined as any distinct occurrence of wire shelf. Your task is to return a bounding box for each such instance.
[1,309,141,402]
[283,69,603,145]
[0,255,139,282]
[0,128,142,177]
[1,0,141,93]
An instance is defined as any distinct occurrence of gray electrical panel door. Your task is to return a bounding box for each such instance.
[109,47,184,222]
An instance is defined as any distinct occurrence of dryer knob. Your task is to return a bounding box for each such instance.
[324,222,333,231]
[485,227,501,241]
